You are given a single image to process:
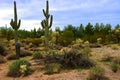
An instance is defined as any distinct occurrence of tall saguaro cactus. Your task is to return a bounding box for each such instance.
[41,0,53,52]
[10,1,21,57]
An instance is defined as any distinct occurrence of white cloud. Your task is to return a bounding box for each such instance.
[0,0,120,30]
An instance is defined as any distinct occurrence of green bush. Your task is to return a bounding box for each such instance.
[8,59,32,77]
[45,63,61,74]
[88,66,105,80]
[110,62,118,73]
[31,38,42,46]
[81,47,91,57]
[111,45,119,50]
[32,51,43,59]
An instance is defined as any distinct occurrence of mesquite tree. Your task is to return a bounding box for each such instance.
[41,0,53,52]
[10,1,21,57]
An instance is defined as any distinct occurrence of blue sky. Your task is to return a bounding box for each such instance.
[0,0,120,31]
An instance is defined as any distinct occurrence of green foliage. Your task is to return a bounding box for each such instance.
[59,30,74,46]
[81,47,91,57]
[45,63,61,74]
[110,62,118,73]
[0,27,14,41]
[33,51,44,59]
[8,59,32,77]
[97,38,102,44]
[84,41,90,47]
[88,66,105,80]
[31,38,42,46]
[44,51,60,64]
[75,38,83,46]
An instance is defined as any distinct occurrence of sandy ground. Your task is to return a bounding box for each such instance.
[0,46,120,80]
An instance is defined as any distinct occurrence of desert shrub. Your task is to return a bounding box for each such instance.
[8,59,32,77]
[75,38,83,46]
[110,62,118,73]
[101,54,113,62]
[89,43,101,48]
[44,51,61,64]
[60,49,94,69]
[0,55,6,64]
[87,66,106,80]
[97,38,102,44]
[20,50,32,57]
[32,51,44,59]
[112,56,120,64]
[28,43,35,48]
[84,41,90,47]
[0,45,7,56]
[31,38,42,46]
[81,47,91,57]
[111,45,119,50]
[45,63,61,74]
[7,54,19,60]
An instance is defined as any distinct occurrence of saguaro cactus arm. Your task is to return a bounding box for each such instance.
[10,1,21,31]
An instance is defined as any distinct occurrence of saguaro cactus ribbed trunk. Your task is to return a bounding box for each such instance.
[10,1,21,57]
[41,0,53,52]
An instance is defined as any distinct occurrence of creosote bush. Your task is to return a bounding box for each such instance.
[45,63,61,74]
[32,51,44,59]
[8,59,32,77]
[59,49,94,69]
[87,66,107,80]
[110,62,118,73]
[113,56,120,64]
[44,51,61,64]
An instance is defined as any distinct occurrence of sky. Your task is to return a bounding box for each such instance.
[0,0,120,31]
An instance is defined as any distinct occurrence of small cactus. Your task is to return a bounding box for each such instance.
[41,0,53,52]
[10,1,21,57]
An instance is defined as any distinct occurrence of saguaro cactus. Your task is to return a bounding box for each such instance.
[10,1,21,57]
[41,0,53,52]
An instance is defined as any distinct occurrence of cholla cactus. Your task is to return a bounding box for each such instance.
[41,0,53,52]
[84,41,90,47]
[97,38,102,44]
[20,64,27,74]
[75,38,83,46]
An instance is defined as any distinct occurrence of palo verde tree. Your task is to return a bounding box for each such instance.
[41,0,53,52]
[10,1,21,57]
